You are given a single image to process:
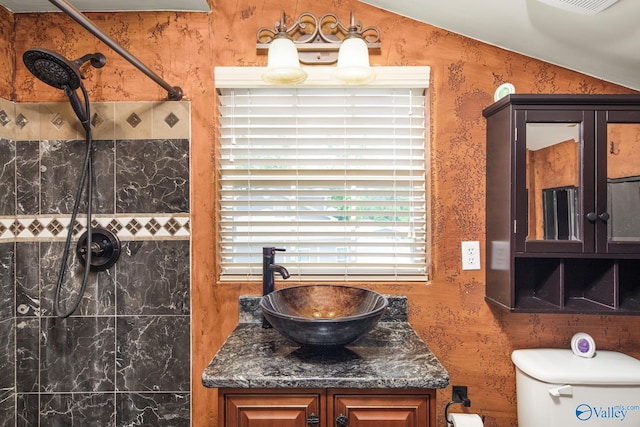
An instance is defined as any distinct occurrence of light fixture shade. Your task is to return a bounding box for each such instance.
[332,37,375,85]
[261,37,307,84]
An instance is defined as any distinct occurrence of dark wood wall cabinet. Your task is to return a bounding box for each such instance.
[218,388,435,427]
[484,94,640,314]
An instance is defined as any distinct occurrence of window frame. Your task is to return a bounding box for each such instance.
[214,66,431,283]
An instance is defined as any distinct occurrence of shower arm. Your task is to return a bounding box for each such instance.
[48,0,184,101]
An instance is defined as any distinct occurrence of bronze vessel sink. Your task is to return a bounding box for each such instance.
[260,284,388,347]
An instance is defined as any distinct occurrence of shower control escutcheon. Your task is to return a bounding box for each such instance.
[76,227,121,271]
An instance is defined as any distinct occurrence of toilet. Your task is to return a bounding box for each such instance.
[512,348,640,426]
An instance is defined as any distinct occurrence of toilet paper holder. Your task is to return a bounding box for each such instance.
[445,385,485,425]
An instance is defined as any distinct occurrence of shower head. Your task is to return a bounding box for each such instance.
[23,48,106,130]
[22,48,106,91]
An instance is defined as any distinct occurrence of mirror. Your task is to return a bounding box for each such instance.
[525,123,580,241]
[607,123,640,241]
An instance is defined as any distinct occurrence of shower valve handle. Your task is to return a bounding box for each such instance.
[76,227,121,272]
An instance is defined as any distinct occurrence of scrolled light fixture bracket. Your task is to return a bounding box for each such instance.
[256,11,381,65]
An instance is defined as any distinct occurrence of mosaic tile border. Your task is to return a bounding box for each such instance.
[0,97,190,141]
[0,214,190,242]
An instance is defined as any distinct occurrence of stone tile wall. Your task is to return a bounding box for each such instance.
[0,97,191,426]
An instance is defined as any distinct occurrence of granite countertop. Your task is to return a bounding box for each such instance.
[202,295,450,390]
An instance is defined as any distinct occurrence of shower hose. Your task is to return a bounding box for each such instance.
[54,81,95,318]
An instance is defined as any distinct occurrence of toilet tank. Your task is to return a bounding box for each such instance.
[512,348,640,427]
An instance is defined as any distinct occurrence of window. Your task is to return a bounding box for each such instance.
[216,67,430,281]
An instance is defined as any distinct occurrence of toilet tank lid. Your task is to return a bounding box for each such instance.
[512,349,640,385]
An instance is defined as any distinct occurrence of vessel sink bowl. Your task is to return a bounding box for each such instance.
[260,284,388,347]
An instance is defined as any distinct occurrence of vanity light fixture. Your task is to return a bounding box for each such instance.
[256,10,381,85]
[260,11,308,85]
[332,12,376,84]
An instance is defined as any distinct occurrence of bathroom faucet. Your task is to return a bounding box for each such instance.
[262,247,290,328]
[263,247,290,296]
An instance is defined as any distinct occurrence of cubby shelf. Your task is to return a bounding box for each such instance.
[484,94,640,314]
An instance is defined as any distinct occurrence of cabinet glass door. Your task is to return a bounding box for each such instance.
[516,110,593,253]
[601,111,640,253]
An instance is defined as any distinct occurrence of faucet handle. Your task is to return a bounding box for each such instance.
[263,247,286,256]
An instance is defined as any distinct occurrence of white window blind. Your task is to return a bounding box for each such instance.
[217,85,428,281]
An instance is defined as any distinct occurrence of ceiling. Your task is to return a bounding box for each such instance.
[1,0,638,91]
[360,0,640,91]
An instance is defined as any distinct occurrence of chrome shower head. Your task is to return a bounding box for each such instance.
[22,48,106,90]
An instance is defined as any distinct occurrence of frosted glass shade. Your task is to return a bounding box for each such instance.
[332,37,375,85]
[261,37,307,84]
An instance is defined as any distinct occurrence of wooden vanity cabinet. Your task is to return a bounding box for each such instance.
[329,389,433,427]
[484,94,640,314]
[221,389,321,427]
[219,388,435,427]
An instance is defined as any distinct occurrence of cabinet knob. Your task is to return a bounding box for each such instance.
[336,413,348,427]
[307,413,320,427]
[586,212,610,222]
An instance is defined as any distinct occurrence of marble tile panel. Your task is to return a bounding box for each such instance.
[0,318,14,389]
[91,139,116,214]
[39,102,81,141]
[16,140,40,216]
[16,393,38,426]
[40,317,115,393]
[0,138,15,216]
[0,389,15,427]
[116,392,191,426]
[152,101,191,140]
[39,242,115,317]
[15,318,39,393]
[0,97,16,140]
[15,243,39,317]
[116,316,190,392]
[40,139,115,216]
[40,393,115,427]
[117,240,190,315]
[115,139,189,213]
[0,242,14,319]
[114,102,153,140]
[40,139,89,215]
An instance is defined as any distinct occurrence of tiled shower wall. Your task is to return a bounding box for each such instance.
[0,97,191,426]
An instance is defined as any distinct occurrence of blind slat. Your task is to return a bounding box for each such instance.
[218,86,428,280]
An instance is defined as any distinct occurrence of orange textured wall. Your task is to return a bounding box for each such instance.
[0,7,13,99]
[6,1,639,426]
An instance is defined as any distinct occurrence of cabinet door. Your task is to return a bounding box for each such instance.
[515,109,595,254]
[222,391,322,427]
[330,392,432,427]
[598,110,640,254]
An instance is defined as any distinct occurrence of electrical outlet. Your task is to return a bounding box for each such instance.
[461,241,480,270]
